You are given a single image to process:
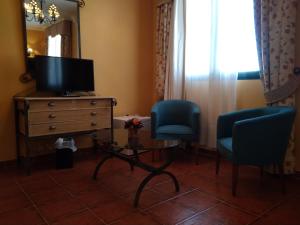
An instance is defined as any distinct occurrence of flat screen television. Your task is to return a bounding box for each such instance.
[34,56,94,94]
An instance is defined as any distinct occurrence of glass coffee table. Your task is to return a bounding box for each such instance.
[93,128,180,207]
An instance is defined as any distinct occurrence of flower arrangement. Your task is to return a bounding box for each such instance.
[124,118,143,147]
[124,118,144,130]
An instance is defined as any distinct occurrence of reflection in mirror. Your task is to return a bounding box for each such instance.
[24,0,80,59]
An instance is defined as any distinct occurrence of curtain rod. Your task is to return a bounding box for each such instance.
[156,0,172,7]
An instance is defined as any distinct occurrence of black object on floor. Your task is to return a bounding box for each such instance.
[56,148,73,169]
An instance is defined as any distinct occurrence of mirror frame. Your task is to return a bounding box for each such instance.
[20,0,85,82]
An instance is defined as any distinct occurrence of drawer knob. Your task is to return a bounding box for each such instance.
[90,112,97,116]
[91,122,97,126]
[48,101,55,107]
[90,100,97,106]
[48,114,56,119]
[49,125,56,130]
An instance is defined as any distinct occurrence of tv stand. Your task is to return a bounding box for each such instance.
[61,91,96,97]
[62,91,80,97]
[14,95,116,175]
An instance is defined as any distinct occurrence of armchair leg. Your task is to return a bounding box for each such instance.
[159,149,163,161]
[260,166,264,177]
[196,148,200,165]
[152,151,154,162]
[279,164,286,194]
[216,150,221,175]
[260,166,264,186]
[232,164,239,196]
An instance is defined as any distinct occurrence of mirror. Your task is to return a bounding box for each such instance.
[21,0,84,82]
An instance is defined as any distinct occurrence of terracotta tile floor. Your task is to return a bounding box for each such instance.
[0,151,300,225]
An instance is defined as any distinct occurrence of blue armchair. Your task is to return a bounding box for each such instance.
[151,100,200,141]
[151,100,200,161]
[216,107,296,196]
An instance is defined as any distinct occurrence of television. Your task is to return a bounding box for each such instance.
[34,56,94,94]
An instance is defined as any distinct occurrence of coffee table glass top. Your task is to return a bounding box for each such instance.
[113,128,176,156]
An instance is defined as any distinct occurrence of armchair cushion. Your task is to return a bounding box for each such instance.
[157,125,194,135]
[217,137,233,160]
[155,125,195,141]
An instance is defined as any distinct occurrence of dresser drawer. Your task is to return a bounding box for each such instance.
[75,99,112,108]
[28,108,111,124]
[29,119,111,137]
[28,99,112,112]
[29,100,75,112]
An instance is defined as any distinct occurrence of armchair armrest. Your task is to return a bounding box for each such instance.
[189,104,200,134]
[217,108,264,139]
[151,104,160,138]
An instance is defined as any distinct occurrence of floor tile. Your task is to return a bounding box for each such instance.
[181,173,285,215]
[0,194,31,214]
[38,198,85,222]
[171,190,220,212]
[0,207,44,225]
[252,196,300,225]
[0,184,23,199]
[16,172,51,184]
[174,173,216,190]
[50,170,84,184]
[91,199,134,224]
[76,188,117,208]
[52,210,104,225]
[209,180,285,215]
[122,189,167,209]
[62,177,101,194]
[178,203,256,225]
[152,178,193,199]
[145,173,173,188]
[101,174,142,196]
[20,178,58,194]
[147,201,197,225]
[118,167,150,179]
[92,158,129,175]
[29,187,71,205]
[219,190,286,215]
[112,212,160,225]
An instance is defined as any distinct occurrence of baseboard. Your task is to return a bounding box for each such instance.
[0,147,98,171]
[197,146,217,158]
[294,171,300,178]
[196,148,300,177]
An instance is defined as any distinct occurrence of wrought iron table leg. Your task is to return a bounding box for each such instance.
[129,162,134,171]
[134,170,180,207]
[93,155,112,180]
[161,171,180,192]
[92,138,98,154]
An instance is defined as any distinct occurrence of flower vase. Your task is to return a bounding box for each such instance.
[128,128,139,148]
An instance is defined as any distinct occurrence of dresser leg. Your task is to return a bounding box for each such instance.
[14,101,21,168]
[16,134,21,168]
[25,138,31,175]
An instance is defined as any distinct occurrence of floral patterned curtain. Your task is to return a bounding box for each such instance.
[155,0,173,100]
[254,0,299,173]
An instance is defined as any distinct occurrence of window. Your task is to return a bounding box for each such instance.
[185,0,259,79]
[48,34,61,57]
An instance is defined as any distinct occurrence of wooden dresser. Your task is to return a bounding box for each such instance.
[14,96,115,174]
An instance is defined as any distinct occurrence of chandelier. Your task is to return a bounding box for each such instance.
[24,0,60,24]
